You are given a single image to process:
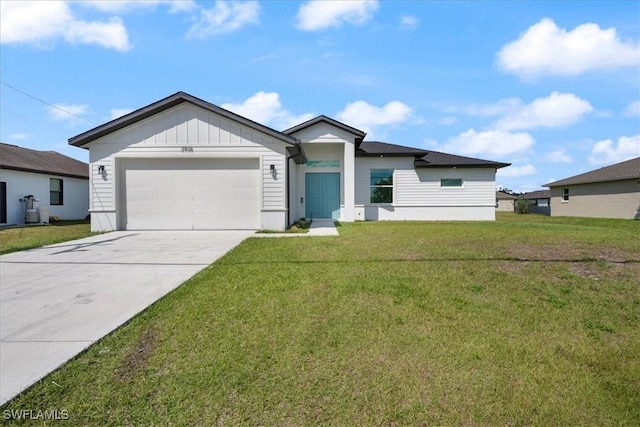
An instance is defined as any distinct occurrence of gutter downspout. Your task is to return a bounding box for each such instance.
[286,140,306,227]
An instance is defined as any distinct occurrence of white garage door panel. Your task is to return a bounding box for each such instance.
[122,158,260,230]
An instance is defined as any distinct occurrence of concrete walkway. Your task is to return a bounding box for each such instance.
[0,230,253,405]
[254,219,339,237]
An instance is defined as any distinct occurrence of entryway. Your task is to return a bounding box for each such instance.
[305,173,340,219]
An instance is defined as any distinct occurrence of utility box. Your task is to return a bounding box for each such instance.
[38,207,50,224]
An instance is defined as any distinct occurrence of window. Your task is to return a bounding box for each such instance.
[370,169,393,203]
[306,160,340,168]
[50,178,63,205]
[441,178,463,187]
[562,188,569,201]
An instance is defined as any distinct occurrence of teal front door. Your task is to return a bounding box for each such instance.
[305,173,340,219]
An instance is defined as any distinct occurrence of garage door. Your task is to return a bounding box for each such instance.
[121,158,260,230]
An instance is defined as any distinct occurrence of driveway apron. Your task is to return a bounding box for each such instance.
[0,230,253,405]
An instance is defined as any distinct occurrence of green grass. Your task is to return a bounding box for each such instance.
[2,215,639,425]
[0,220,93,255]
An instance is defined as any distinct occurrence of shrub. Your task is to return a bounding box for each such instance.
[515,196,532,214]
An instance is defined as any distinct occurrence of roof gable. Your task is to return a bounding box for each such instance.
[283,115,366,140]
[546,157,640,187]
[0,143,88,179]
[69,91,298,148]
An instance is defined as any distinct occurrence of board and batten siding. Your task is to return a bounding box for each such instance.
[86,103,287,231]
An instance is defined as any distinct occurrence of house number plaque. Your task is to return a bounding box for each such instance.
[181,147,194,153]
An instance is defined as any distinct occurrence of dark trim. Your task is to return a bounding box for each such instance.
[283,115,367,139]
[414,160,511,169]
[69,91,298,148]
[0,181,6,223]
[0,166,89,180]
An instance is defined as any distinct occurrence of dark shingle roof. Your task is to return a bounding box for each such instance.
[496,191,517,200]
[283,115,366,138]
[356,141,430,157]
[415,150,510,168]
[545,157,640,187]
[0,143,88,179]
[522,190,550,199]
[69,91,298,148]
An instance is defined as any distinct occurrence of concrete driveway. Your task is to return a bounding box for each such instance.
[0,230,253,405]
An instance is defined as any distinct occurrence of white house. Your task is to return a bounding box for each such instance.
[68,92,509,232]
[0,143,89,226]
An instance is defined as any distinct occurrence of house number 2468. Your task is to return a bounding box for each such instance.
[181,147,193,153]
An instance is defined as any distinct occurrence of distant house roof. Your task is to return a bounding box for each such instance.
[0,143,88,179]
[522,190,551,199]
[283,115,367,139]
[69,91,298,148]
[546,157,640,187]
[496,191,517,200]
[415,150,510,169]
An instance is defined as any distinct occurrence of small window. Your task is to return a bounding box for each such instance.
[370,169,393,203]
[306,160,340,168]
[441,178,463,187]
[562,188,569,201]
[50,178,63,205]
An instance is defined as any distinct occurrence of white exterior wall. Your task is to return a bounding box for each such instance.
[289,122,357,222]
[87,103,288,231]
[0,169,89,225]
[355,157,497,221]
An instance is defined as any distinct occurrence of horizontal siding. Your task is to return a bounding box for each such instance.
[90,157,113,210]
[262,153,285,209]
[356,157,496,207]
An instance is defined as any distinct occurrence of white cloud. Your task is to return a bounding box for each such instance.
[109,108,134,120]
[442,129,535,159]
[400,14,418,31]
[296,0,378,31]
[221,91,314,130]
[546,149,573,164]
[9,133,33,141]
[185,1,259,39]
[0,1,131,51]
[497,18,640,77]
[497,164,537,177]
[589,135,640,165]
[47,103,90,123]
[0,1,131,52]
[624,101,640,117]
[336,100,413,134]
[454,98,522,118]
[494,92,592,131]
[85,1,196,13]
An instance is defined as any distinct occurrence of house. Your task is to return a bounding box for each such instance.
[68,92,510,232]
[495,191,516,211]
[0,143,89,226]
[545,157,640,219]
[520,189,551,215]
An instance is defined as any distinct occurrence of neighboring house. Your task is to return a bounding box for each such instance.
[68,92,509,232]
[0,143,89,226]
[520,190,551,215]
[545,157,640,219]
[496,191,516,211]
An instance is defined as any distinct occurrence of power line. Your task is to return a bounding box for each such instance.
[0,80,96,125]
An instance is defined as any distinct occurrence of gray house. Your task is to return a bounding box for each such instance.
[495,191,516,211]
[521,190,551,215]
[545,157,640,219]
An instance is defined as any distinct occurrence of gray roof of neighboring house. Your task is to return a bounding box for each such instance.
[69,91,298,148]
[0,143,89,179]
[283,115,367,139]
[545,156,640,187]
[415,150,510,169]
[522,190,551,199]
[496,191,517,200]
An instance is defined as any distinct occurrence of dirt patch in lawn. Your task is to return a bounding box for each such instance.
[116,327,158,381]
[507,242,587,262]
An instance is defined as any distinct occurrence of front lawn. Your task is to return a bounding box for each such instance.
[2,216,639,425]
[0,220,93,255]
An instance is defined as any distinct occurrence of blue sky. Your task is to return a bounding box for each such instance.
[1,0,639,192]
